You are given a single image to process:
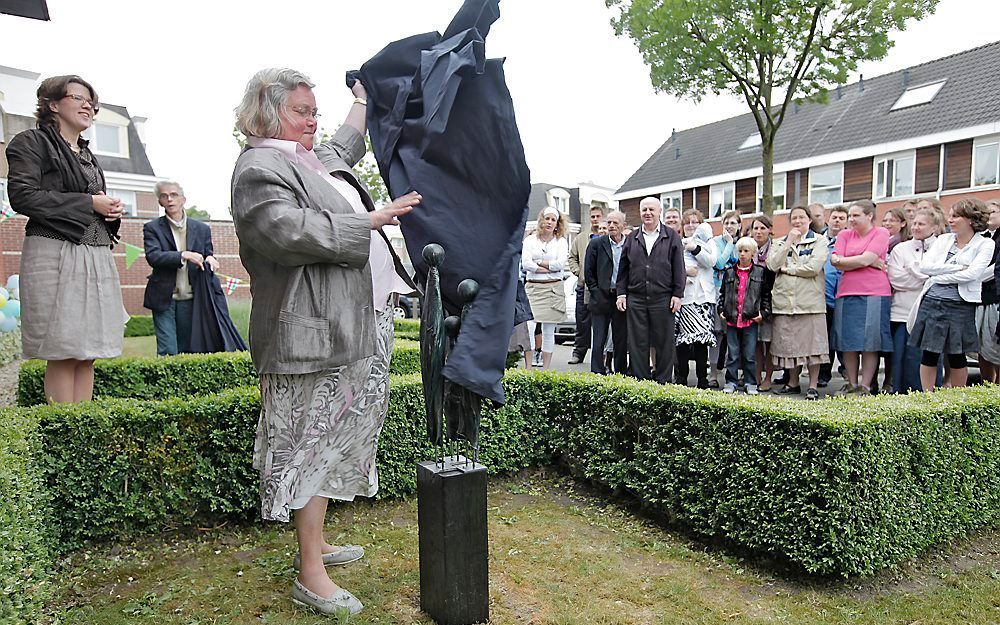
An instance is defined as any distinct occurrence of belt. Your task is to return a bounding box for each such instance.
[527,279,561,284]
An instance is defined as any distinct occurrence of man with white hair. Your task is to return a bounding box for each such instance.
[143,180,221,355]
[615,197,686,383]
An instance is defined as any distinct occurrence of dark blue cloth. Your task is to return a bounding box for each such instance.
[189,267,248,354]
[359,0,530,404]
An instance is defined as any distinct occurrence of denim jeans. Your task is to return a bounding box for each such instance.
[152,298,194,356]
[725,323,759,387]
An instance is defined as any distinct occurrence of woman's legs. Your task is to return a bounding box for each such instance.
[540,323,555,369]
[756,342,773,389]
[945,353,969,387]
[920,350,942,391]
[692,342,709,388]
[787,365,802,389]
[806,363,820,390]
[44,359,103,403]
[842,351,859,387]
[859,351,877,392]
[295,496,340,597]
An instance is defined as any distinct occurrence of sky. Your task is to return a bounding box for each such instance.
[2,0,999,218]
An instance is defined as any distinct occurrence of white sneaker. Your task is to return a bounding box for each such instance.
[746,384,759,395]
[722,384,737,394]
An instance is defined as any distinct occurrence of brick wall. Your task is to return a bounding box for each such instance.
[0,216,250,315]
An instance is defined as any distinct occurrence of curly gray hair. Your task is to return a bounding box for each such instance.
[234,68,315,139]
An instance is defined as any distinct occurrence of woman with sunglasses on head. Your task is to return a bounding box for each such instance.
[5,75,127,403]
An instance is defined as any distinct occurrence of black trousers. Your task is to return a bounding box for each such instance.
[573,285,591,357]
[590,304,628,374]
[675,342,709,387]
[626,296,675,384]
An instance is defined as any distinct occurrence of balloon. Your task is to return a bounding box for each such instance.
[2,300,19,318]
[4,275,17,292]
[0,313,16,333]
[0,287,7,308]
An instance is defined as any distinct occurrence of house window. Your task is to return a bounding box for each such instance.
[709,182,735,219]
[83,121,129,158]
[106,188,136,217]
[660,192,681,212]
[738,133,762,150]
[973,136,1000,187]
[756,173,786,212]
[547,188,570,215]
[0,178,9,208]
[890,80,946,111]
[809,164,843,205]
[874,152,915,199]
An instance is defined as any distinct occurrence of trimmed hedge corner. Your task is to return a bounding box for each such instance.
[15,375,553,553]
[0,409,51,625]
[17,340,422,407]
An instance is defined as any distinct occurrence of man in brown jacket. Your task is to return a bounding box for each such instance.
[567,204,605,363]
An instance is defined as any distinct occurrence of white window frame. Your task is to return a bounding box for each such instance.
[0,178,8,207]
[756,172,787,213]
[106,188,137,217]
[890,80,946,111]
[83,121,129,158]
[808,163,844,205]
[873,150,916,199]
[659,191,681,212]
[708,182,735,219]
[546,188,570,215]
[972,135,1000,188]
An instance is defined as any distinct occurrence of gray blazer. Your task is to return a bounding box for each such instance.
[231,125,413,374]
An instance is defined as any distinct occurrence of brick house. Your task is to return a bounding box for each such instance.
[614,41,1000,235]
[0,65,249,315]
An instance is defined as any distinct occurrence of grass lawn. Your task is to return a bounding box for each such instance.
[45,472,1000,625]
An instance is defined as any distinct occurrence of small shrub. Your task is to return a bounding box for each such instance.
[124,315,155,338]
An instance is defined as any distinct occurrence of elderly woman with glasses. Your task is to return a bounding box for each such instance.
[231,68,419,617]
[5,74,126,403]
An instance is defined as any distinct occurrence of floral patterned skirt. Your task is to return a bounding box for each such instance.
[254,308,394,522]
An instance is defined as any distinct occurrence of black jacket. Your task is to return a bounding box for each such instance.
[614,224,686,304]
[584,234,624,315]
[142,216,214,312]
[719,264,771,324]
[985,228,1000,306]
[5,126,120,243]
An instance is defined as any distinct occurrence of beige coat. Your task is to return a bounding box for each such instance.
[231,125,413,375]
[766,230,829,315]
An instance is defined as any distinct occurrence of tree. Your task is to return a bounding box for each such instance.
[186,205,211,221]
[233,127,389,206]
[606,0,938,214]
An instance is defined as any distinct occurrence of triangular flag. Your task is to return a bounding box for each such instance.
[124,242,143,269]
[0,203,14,223]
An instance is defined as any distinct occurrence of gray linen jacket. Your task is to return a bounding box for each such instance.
[231,125,414,374]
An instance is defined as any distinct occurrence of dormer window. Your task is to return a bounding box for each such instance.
[890,80,946,111]
[738,133,762,150]
[546,187,570,214]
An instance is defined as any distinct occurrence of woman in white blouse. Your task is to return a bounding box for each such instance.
[907,199,996,390]
[887,207,942,393]
[522,206,569,369]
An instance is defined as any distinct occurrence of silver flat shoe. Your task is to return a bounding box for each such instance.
[293,545,365,571]
[291,579,363,616]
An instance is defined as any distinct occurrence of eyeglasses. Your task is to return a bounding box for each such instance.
[158,192,182,200]
[62,94,98,110]
[283,105,321,120]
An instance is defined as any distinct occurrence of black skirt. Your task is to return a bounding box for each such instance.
[908,296,979,355]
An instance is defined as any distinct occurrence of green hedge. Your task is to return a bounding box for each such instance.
[7,374,553,554]
[17,339,422,407]
[0,408,50,625]
[3,370,1000,625]
[124,315,156,338]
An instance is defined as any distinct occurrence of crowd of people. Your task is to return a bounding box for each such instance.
[521,196,1000,398]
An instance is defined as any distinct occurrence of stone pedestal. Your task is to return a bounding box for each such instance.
[417,456,489,625]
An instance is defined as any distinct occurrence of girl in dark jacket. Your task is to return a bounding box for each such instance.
[719,237,772,394]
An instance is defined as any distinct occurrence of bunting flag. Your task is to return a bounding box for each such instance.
[0,203,15,223]
[123,242,144,269]
[216,273,243,296]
